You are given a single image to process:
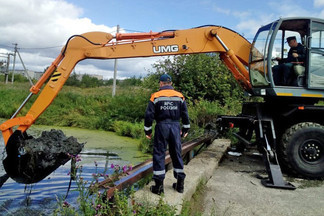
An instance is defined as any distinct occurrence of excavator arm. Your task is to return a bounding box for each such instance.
[0,25,251,183]
[1,26,251,144]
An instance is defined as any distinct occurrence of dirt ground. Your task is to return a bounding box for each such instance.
[200,147,324,216]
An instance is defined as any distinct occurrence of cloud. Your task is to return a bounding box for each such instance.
[315,0,324,7]
[0,0,88,48]
[211,1,324,40]
[74,57,162,80]
[0,0,156,79]
[212,6,231,16]
[210,4,272,39]
[269,2,315,18]
[314,0,324,18]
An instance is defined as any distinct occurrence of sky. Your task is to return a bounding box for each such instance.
[1,0,324,80]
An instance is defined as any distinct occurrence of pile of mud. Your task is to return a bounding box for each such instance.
[3,129,84,184]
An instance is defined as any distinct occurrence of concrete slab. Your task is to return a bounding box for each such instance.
[133,139,231,215]
[201,148,324,216]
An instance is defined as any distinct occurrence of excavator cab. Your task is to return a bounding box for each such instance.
[250,17,324,101]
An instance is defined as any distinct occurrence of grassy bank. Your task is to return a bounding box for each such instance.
[0,83,148,127]
[0,82,241,153]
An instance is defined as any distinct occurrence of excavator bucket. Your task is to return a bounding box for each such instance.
[3,129,84,184]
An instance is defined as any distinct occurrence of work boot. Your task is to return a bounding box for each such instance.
[172,178,184,193]
[150,179,164,195]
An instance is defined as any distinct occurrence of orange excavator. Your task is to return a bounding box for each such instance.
[2,17,324,189]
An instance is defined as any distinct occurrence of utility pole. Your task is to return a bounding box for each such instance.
[10,43,33,86]
[11,43,17,84]
[0,52,13,84]
[112,24,120,97]
[16,47,34,86]
[5,53,11,84]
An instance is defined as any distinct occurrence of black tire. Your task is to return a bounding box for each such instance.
[281,122,324,178]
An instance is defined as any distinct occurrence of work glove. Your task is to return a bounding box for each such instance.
[181,127,189,137]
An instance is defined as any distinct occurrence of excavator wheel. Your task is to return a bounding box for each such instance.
[280,122,324,178]
[3,129,84,184]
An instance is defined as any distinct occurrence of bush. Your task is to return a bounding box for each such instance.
[0,83,32,118]
[144,54,245,105]
[3,73,29,83]
[188,100,223,128]
[119,76,143,87]
[112,121,143,139]
[65,73,143,88]
[36,86,150,131]
[138,136,153,154]
[104,88,150,122]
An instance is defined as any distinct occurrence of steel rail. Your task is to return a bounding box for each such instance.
[96,132,217,198]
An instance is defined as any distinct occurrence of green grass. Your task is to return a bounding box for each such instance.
[180,178,207,216]
[0,82,241,153]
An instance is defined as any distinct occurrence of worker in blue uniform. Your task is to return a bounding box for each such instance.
[144,74,190,195]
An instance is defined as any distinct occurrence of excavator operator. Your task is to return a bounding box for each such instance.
[144,74,190,195]
[273,36,306,86]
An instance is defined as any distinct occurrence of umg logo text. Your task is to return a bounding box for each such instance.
[153,45,179,54]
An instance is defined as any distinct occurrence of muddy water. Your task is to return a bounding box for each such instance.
[0,123,149,215]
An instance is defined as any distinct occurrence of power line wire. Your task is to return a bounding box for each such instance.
[123,28,145,33]
[19,45,63,50]
[0,44,62,50]
[0,28,146,50]
[0,44,14,49]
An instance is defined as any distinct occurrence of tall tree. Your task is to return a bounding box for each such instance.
[144,53,244,105]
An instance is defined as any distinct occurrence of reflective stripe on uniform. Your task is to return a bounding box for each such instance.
[183,124,190,128]
[174,168,184,173]
[153,96,184,104]
[153,170,166,175]
[144,126,152,131]
[150,88,185,103]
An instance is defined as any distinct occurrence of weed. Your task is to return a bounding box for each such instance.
[54,157,176,216]
[180,178,207,216]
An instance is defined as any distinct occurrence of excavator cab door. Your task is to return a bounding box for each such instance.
[308,20,324,89]
[249,22,276,89]
[270,19,309,87]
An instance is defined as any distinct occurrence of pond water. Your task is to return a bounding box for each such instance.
[0,123,149,215]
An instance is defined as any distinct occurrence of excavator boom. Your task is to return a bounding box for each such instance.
[1,26,251,144]
[0,25,251,184]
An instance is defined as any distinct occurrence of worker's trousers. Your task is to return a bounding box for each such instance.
[152,122,186,181]
[273,63,294,85]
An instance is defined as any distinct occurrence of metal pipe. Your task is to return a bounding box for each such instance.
[11,92,33,119]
